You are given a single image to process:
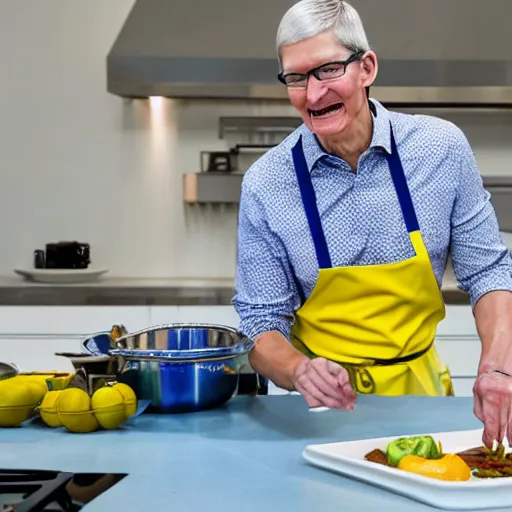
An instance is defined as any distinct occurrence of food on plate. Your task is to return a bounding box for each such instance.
[398,453,471,481]
[364,449,389,466]
[386,435,442,467]
[457,443,512,478]
[365,435,512,480]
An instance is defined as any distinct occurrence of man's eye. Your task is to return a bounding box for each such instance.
[286,74,305,83]
[322,66,342,74]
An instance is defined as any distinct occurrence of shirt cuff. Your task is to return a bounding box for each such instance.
[466,271,512,308]
[238,314,292,342]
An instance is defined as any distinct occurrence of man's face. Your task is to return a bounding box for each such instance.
[280,31,377,137]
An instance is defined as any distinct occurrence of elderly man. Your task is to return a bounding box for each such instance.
[232,0,512,447]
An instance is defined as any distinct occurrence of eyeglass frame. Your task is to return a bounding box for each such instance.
[277,50,366,88]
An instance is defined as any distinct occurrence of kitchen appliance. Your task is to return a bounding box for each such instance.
[201,145,276,174]
[107,0,512,106]
[0,469,127,511]
[109,323,255,413]
[184,144,274,204]
[34,242,90,270]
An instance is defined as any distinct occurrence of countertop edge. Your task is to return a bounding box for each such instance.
[0,276,470,306]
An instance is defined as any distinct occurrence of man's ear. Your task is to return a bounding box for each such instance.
[361,51,378,88]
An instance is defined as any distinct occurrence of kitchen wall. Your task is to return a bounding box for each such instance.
[0,1,511,280]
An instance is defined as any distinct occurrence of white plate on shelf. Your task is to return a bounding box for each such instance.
[303,428,512,510]
[14,268,109,284]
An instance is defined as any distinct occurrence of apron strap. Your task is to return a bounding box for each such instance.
[291,122,420,269]
[292,135,332,269]
[386,123,420,233]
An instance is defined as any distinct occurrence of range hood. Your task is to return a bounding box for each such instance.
[107,0,512,105]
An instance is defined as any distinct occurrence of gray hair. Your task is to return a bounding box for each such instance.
[276,0,371,64]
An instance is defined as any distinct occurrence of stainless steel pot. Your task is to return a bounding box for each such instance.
[109,323,254,413]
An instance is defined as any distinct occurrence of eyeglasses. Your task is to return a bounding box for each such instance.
[277,51,365,89]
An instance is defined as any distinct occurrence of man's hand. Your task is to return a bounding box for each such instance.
[293,357,357,410]
[473,291,512,448]
[473,371,512,448]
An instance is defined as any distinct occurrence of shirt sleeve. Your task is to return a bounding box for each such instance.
[232,179,301,341]
[450,127,512,307]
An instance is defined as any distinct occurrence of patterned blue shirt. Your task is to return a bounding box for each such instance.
[232,99,512,341]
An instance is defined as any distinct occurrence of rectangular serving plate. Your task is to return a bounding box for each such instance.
[303,428,512,510]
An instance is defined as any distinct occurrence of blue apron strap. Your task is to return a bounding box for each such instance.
[386,123,420,233]
[291,136,332,269]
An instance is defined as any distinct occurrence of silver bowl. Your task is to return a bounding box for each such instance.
[109,323,254,413]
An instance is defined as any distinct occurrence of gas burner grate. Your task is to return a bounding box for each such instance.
[0,469,74,512]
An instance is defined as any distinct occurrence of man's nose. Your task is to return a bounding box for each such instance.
[306,76,329,105]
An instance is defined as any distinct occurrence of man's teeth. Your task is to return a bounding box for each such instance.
[310,103,343,117]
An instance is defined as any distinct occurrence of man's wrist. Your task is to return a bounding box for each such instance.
[287,352,308,390]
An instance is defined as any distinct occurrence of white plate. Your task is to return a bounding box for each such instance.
[303,428,512,510]
[14,268,109,284]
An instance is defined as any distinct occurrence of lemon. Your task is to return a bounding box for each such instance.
[57,388,99,433]
[0,379,37,427]
[39,390,62,428]
[91,386,126,430]
[12,376,48,404]
[112,383,137,419]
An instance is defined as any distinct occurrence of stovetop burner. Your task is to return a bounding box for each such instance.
[0,469,127,511]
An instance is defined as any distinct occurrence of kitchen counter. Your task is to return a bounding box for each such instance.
[1,395,494,511]
[0,275,470,306]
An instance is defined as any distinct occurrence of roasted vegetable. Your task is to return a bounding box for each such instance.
[386,435,441,467]
[398,454,471,481]
[458,442,512,478]
[364,449,389,466]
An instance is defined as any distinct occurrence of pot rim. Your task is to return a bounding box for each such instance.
[111,322,254,361]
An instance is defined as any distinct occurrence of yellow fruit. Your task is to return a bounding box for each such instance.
[12,376,47,404]
[112,383,137,419]
[0,379,36,427]
[398,454,471,481]
[91,386,126,430]
[57,388,99,433]
[39,390,62,428]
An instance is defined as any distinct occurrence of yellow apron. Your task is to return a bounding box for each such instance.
[290,123,454,396]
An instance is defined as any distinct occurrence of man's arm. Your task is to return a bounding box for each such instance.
[448,125,512,445]
[474,291,512,374]
[248,331,306,391]
[449,124,512,369]
[232,177,305,386]
[449,125,512,326]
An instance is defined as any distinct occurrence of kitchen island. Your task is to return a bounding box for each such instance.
[2,395,500,511]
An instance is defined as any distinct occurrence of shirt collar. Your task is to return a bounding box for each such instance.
[299,98,392,173]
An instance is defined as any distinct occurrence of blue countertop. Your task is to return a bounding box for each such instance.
[1,395,502,511]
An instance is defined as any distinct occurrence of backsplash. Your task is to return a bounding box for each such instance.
[0,1,511,279]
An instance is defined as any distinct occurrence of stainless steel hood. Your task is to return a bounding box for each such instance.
[107,0,512,105]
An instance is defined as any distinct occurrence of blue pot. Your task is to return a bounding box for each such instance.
[110,323,254,413]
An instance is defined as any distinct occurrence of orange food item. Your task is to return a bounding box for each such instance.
[398,454,471,481]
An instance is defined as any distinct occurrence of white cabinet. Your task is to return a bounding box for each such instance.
[434,305,480,396]
[0,335,80,373]
[0,306,151,335]
[149,306,240,327]
[0,306,151,373]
